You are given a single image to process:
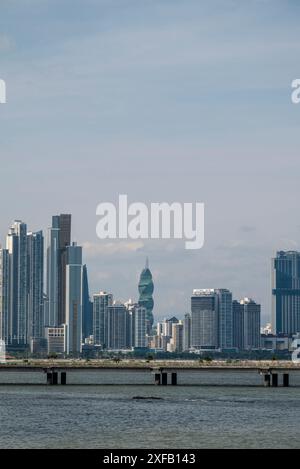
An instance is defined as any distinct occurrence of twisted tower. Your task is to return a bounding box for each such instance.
[138,258,154,333]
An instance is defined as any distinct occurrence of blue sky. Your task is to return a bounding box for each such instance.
[0,0,300,321]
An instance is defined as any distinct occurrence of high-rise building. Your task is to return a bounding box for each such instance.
[27,231,44,344]
[82,265,93,341]
[93,291,113,348]
[191,289,218,350]
[169,321,184,352]
[132,305,147,349]
[191,289,233,350]
[65,243,83,355]
[272,251,300,335]
[0,248,9,344]
[45,217,60,327]
[46,214,71,328]
[232,300,244,349]
[138,258,154,333]
[6,221,28,349]
[183,313,191,351]
[107,303,130,350]
[241,298,261,350]
[233,298,261,350]
[58,214,71,326]
[216,289,233,349]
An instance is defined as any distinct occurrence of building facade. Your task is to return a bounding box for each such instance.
[6,221,28,349]
[138,258,154,333]
[0,248,9,344]
[27,231,44,343]
[65,243,83,355]
[107,303,130,350]
[272,251,300,335]
[93,291,113,348]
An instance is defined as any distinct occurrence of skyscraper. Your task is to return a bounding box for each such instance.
[191,289,218,350]
[233,298,261,350]
[58,214,71,326]
[82,265,93,341]
[191,289,233,350]
[46,214,71,328]
[232,300,244,350]
[132,305,147,349]
[241,298,261,350]
[93,291,113,348]
[183,313,191,351]
[216,289,233,349]
[138,258,154,333]
[107,303,130,350]
[6,221,28,349]
[65,243,83,355]
[0,248,9,344]
[169,321,184,352]
[272,251,300,335]
[45,217,60,327]
[27,231,44,343]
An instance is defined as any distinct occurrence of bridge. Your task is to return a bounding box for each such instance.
[0,359,299,387]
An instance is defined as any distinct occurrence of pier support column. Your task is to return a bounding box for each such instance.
[263,374,271,387]
[171,372,177,386]
[47,372,53,385]
[271,373,278,387]
[52,372,58,385]
[283,373,289,387]
[46,371,58,385]
[161,373,168,385]
[154,373,161,385]
[61,372,67,385]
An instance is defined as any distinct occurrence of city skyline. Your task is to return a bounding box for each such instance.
[2,212,300,327]
[0,212,269,325]
[1,1,300,324]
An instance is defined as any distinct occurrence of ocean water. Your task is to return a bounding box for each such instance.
[0,380,299,448]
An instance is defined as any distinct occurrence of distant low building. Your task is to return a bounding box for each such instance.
[261,334,292,351]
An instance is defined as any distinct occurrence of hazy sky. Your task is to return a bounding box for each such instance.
[1,0,300,322]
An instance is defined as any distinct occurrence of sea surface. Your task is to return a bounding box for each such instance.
[0,370,299,449]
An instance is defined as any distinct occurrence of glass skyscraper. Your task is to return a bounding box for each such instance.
[233,298,261,350]
[6,221,28,349]
[272,251,300,335]
[27,230,44,342]
[65,243,83,355]
[93,291,113,348]
[138,258,154,333]
[82,265,93,341]
[0,248,9,345]
[191,289,233,350]
[46,214,71,328]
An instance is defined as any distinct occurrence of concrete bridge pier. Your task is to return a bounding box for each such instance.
[46,370,67,385]
[154,371,178,386]
[271,373,278,387]
[263,373,271,387]
[46,371,58,385]
[283,373,289,387]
